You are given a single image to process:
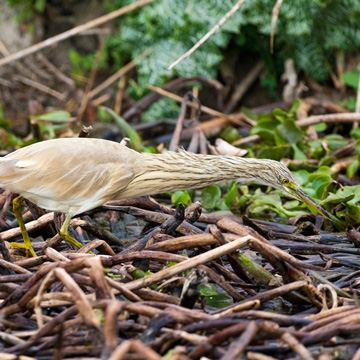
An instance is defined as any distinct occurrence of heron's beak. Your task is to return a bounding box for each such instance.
[291,186,331,220]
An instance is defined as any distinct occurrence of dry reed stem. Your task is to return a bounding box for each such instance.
[1,197,358,358]
[281,332,314,360]
[222,320,259,359]
[0,0,155,67]
[1,213,54,241]
[146,85,251,128]
[123,235,253,291]
[168,0,247,70]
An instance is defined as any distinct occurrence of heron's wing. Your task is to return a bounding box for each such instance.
[0,138,139,213]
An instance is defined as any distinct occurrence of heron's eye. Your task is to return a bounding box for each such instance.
[282,178,290,185]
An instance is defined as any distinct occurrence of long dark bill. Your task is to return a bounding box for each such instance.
[295,187,331,220]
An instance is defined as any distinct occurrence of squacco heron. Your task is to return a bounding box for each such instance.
[0,137,330,256]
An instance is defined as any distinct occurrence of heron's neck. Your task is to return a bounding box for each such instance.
[121,150,269,198]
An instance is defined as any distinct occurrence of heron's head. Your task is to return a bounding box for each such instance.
[262,161,331,220]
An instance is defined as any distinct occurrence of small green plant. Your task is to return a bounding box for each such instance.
[339,68,360,110]
[68,49,108,84]
[250,99,306,160]
[0,104,25,149]
[29,110,72,139]
[198,283,233,309]
[171,190,192,207]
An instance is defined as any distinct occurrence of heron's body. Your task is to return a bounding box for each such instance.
[0,138,137,215]
[0,137,330,256]
[0,138,297,216]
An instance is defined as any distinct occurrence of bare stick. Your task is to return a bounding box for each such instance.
[0,0,154,68]
[234,112,360,146]
[124,235,253,291]
[225,62,263,113]
[168,0,247,70]
[297,113,360,127]
[281,332,314,360]
[0,213,54,241]
[77,38,107,122]
[270,0,283,53]
[37,54,75,88]
[146,85,251,128]
[88,49,151,99]
[14,75,66,100]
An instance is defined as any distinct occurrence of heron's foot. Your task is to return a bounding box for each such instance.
[11,196,37,257]
[10,241,37,257]
[59,213,95,254]
[59,229,85,250]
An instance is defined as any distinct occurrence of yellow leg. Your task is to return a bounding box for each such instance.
[10,196,37,257]
[59,213,85,250]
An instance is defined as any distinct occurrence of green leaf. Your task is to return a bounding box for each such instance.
[308,139,322,148]
[319,156,336,167]
[308,171,332,199]
[311,175,331,199]
[225,181,238,207]
[289,98,301,114]
[347,158,359,178]
[276,120,304,145]
[132,269,147,279]
[34,0,46,12]
[68,49,81,68]
[338,97,356,111]
[250,193,307,218]
[308,166,331,181]
[171,191,192,207]
[141,146,157,153]
[284,200,301,210]
[257,145,289,161]
[198,283,217,297]
[241,107,258,120]
[5,132,24,148]
[250,119,280,141]
[205,293,233,309]
[101,106,142,151]
[97,107,113,122]
[201,186,222,209]
[324,134,348,150]
[350,128,360,140]
[346,185,360,205]
[341,70,360,90]
[322,187,356,205]
[293,170,309,186]
[29,111,72,139]
[0,104,3,120]
[292,144,307,160]
[30,111,71,122]
[0,118,10,128]
[273,108,287,121]
[313,123,327,132]
[220,126,241,143]
[273,129,288,146]
[238,195,249,208]
[215,200,230,210]
[345,203,360,224]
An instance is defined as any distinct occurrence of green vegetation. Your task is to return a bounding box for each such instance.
[198,283,233,308]
[104,0,360,92]
[163,99,360,229]
[340,68,360,110]
[6,0,46,23]
[7,0,360,92]
[3,0,360,230]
